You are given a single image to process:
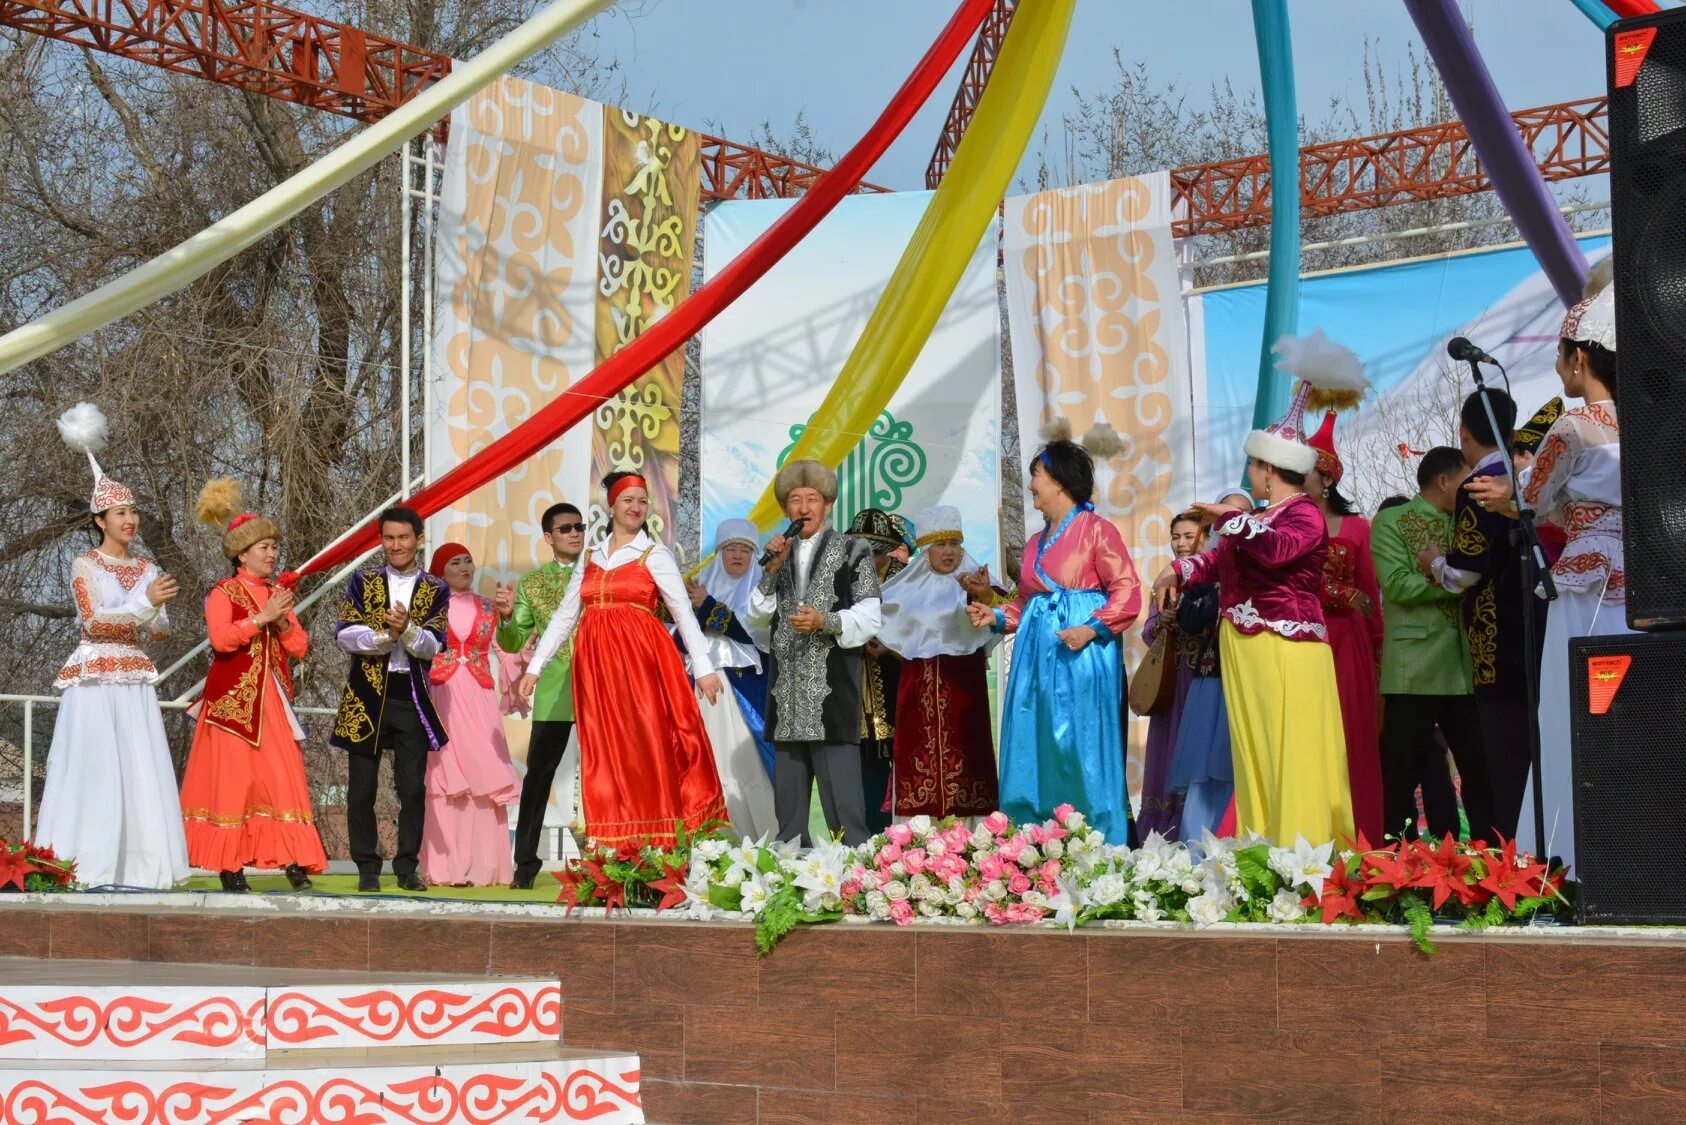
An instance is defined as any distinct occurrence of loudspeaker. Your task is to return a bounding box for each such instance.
[1608,10,1686,629]
[1570,632,1686,923]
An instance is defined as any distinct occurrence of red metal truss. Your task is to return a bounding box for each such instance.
[0,0,887,202]
[925,0,1017,188]
[1169,96,1610,238]
[0,0,447,120]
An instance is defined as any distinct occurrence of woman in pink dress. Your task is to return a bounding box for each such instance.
[420,543,522,886]
[1306,412,1384,842]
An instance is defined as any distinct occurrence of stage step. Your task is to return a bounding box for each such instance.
[0,1043,644,1124]
[0,957,559,1060]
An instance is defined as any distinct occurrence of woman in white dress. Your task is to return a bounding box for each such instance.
[1468,280,1627,873]
[681,519,777,839]
[36,403,189,889]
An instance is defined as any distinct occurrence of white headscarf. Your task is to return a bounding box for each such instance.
[878,547,994,660]
[690,518,768,672]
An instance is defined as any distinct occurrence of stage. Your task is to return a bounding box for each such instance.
[2,892,1684,1122]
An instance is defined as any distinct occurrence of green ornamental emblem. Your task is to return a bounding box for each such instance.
[777,409,927,529]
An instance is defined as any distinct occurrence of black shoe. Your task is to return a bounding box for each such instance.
[218,870,250,893]
[357,874,381,893]
[511,874,536,890]
[396,873,428,893]
[284,865,313,891]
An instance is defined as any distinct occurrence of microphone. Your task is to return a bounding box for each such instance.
[758,518,806,566]
[1447,336,1499,366]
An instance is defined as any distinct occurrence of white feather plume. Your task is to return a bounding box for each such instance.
[1271,328,1368,411]
[1081,421,1124,460]
[56,402,109,455]
[1039,416,1073,444]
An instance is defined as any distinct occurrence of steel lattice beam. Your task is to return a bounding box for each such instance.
[0,0,888,202]
[925,0,1016,189]
[1170,96,1610,238]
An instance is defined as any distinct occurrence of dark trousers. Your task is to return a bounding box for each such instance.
[774,741,869,846]
[861,736,893,835]
[1479,695,1536,840]
[1380,693,1490,842]
[512,719,573,882]
[348,697,429,878]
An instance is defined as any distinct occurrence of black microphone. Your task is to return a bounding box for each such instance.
[1447,336,1499,365]
[758,518,806,566]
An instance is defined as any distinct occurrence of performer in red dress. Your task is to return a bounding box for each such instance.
[180,479,328,891]
[520,472,727,846]
[877,506,999,820]
[1306,412,1385,842]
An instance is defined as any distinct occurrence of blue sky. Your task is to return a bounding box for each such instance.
[580,0,1624,192]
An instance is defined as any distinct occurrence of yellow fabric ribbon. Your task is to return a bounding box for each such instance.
[743,0,1075,533]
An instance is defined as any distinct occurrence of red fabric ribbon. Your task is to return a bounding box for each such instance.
[606,474,648,506]
[1605,0,1659,17]
[292,0,994,581]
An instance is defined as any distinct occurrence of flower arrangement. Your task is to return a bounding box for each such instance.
[0,839,77,892]
[551,812,1569,955]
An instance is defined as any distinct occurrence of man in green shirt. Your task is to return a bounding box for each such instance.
[496,502,584,888]
[1370,446,1493,842]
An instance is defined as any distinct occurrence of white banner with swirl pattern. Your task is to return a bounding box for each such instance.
[698,191,1001,570]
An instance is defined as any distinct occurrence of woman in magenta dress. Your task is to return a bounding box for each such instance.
[520,472,727,847]
[420,543,522,886]
[968,423,1142,844]
[1306,412,1384,842]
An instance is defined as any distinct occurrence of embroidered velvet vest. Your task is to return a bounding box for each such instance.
[432,595,495,688]
[203,576,295,746]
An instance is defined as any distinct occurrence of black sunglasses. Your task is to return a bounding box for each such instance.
[548,522,585,534]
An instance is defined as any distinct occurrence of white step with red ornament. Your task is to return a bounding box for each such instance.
[0,958,643,1124]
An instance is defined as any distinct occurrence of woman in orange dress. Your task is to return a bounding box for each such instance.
[520,471,727,846]
[180,479,328,891]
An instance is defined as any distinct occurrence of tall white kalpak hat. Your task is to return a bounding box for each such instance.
[1243,329,1369,476]
[911,505,963,548]
[57,402,136,513]
[1561,283,1616,352]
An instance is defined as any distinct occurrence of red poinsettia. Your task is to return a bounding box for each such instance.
[1361,841,1419,893]
[647,859,689,914]
[1410,834,1481,910]
[1476,837,1548,912]
[1306,858,1368,923]
[0,846,36,892]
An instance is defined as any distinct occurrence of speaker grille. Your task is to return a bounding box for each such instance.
[1571,633,1686,923]
[1609,9,1686,627]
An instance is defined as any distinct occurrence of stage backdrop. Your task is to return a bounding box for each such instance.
[428,78,700,583]
[1189,232,1613,510]
[699,191,1001,569]
[1003,173,1196,799]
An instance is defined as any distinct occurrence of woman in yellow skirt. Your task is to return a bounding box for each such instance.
[1152,332,1362,845]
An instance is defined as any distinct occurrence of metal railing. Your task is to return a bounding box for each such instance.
[1,694,339,841]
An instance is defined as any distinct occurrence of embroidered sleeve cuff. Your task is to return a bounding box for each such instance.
[824,611,843,637]
[1171,556,1197,582]
[1216,512,1267,539]
[757,572,779,596]
[1085,616,1115,644]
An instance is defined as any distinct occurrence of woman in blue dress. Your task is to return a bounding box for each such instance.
[968,423,1143,843]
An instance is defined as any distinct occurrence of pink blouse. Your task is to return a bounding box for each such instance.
[1002,509,1142,635]
[1171,493,1329,642]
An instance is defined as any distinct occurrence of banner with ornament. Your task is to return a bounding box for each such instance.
[428,78,701,581]
[698,190,1001,569]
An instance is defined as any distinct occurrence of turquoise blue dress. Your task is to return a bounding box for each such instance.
[996,506,1142,844]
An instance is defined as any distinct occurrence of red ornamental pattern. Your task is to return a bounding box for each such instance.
[0,993,264,1053]
[264,986,561,1046]
[0,1064,642,1125]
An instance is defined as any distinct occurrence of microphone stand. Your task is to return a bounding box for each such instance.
[1463,358,1557,864]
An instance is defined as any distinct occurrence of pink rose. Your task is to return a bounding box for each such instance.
[983,903,1008,925]
[1041,859,1062,883]
[877,841,903,866]
[888,899,915,926]
[1009,872,1032,896]
[1004,903,1046,924]
[982,811,1011,836]
[979,854,1006,882]
[1041,825,1069,843]
[939,856,968,882]
[840,879,862,899]
[886,823,914,846]
[904,848,927,876]
[1053,803,1076,823]
[1028,824,1049,845]
[998,835,1027,863]
[943,825,972,852]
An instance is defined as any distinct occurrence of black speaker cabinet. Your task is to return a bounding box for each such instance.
[1570,632,1686,923]
[1609,11,1686,628]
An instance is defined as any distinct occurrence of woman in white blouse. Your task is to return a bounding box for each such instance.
[519,472,727,847]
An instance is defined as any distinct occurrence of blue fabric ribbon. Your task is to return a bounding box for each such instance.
[1248,0,1300,487]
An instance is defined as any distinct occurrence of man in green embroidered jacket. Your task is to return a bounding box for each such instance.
[1370,446,1493,843]
[495,502,584,888]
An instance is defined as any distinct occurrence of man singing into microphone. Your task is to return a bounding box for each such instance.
[746,460,882,845]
